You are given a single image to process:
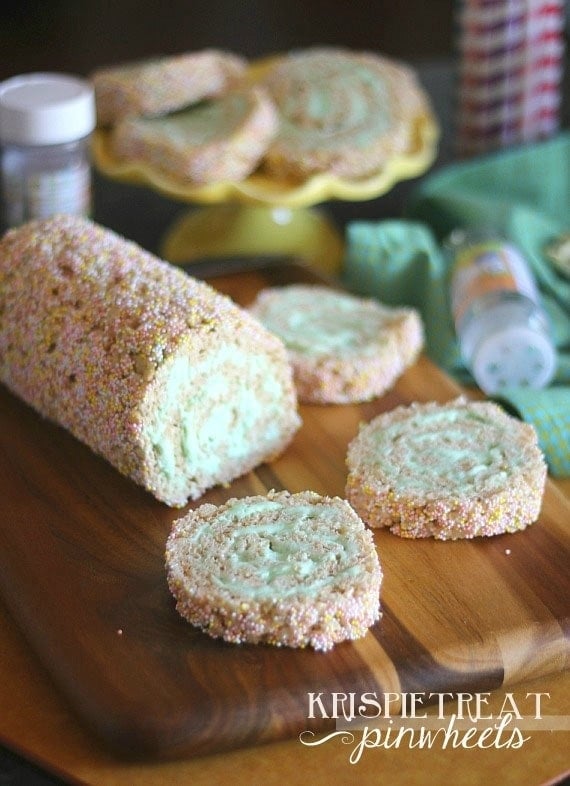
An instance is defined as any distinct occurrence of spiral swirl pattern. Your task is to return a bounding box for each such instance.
[346,398,547,540]
[166,490,382,650]
[263,47,429,179]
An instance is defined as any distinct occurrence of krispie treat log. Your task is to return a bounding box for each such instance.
[165,490,382,650]
[346,398,547,540]
[92,49,247,125]
[0,215,301,506]
[111,86,278,184]
[248,284,423,404]
[262,47,430,180]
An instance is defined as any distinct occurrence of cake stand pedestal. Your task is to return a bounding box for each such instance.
[160,203,344,275]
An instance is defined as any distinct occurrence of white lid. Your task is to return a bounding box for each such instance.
[471,324,557,394]
[0,73,96,146]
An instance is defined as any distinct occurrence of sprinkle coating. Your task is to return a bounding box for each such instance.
[0,215,300,506]
[165,489,382,650]
[345,398,547,540]
[249,284,423,404]
[92,49,247,125]
[111,86,278,184]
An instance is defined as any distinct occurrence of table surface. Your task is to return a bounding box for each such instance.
[0,58,569,786]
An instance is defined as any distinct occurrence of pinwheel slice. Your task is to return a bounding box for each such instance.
[249,284,423,404]
[346,398,547,540]
[165,490,382,650]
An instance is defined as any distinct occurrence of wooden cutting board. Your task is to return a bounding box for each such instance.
[0,263,568,761]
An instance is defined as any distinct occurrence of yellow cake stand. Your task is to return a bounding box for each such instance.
[91,90,439,277]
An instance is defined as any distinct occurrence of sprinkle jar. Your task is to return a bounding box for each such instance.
[0,72,96,230]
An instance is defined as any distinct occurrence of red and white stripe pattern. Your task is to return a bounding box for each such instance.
[455,0,565,155]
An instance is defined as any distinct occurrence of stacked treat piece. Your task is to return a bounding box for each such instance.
[92,46,432,184]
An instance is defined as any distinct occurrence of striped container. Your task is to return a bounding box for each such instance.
[455,0,566,156]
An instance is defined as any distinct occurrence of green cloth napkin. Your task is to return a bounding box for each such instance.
[342,133,570,476]
[343,219,463,376]
[495,388,570,478]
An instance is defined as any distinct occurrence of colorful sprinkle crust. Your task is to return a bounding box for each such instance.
[261,47,430,180]
[249,284,424,404]
[111,86,278,184]
[92,49,247,125]
[346,398,547,540]
[0,215,301,506]
[165,489,382,650]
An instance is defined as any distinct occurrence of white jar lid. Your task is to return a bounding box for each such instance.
[0,73,96,146]
[471,324,557,394]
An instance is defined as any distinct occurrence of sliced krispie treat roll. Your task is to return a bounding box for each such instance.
[0,215,300,506]
[110,86,278,184]
[261,47,430,180]
[92,49,247,125]
[165,490,382,650]
[346,398,547,540]
[249,284,423,404]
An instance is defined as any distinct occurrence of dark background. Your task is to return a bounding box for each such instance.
[0,0,455,80]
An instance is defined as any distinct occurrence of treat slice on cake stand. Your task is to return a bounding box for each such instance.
[91,51,439,277]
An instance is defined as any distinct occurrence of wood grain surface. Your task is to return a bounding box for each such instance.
[0,263,568,761]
